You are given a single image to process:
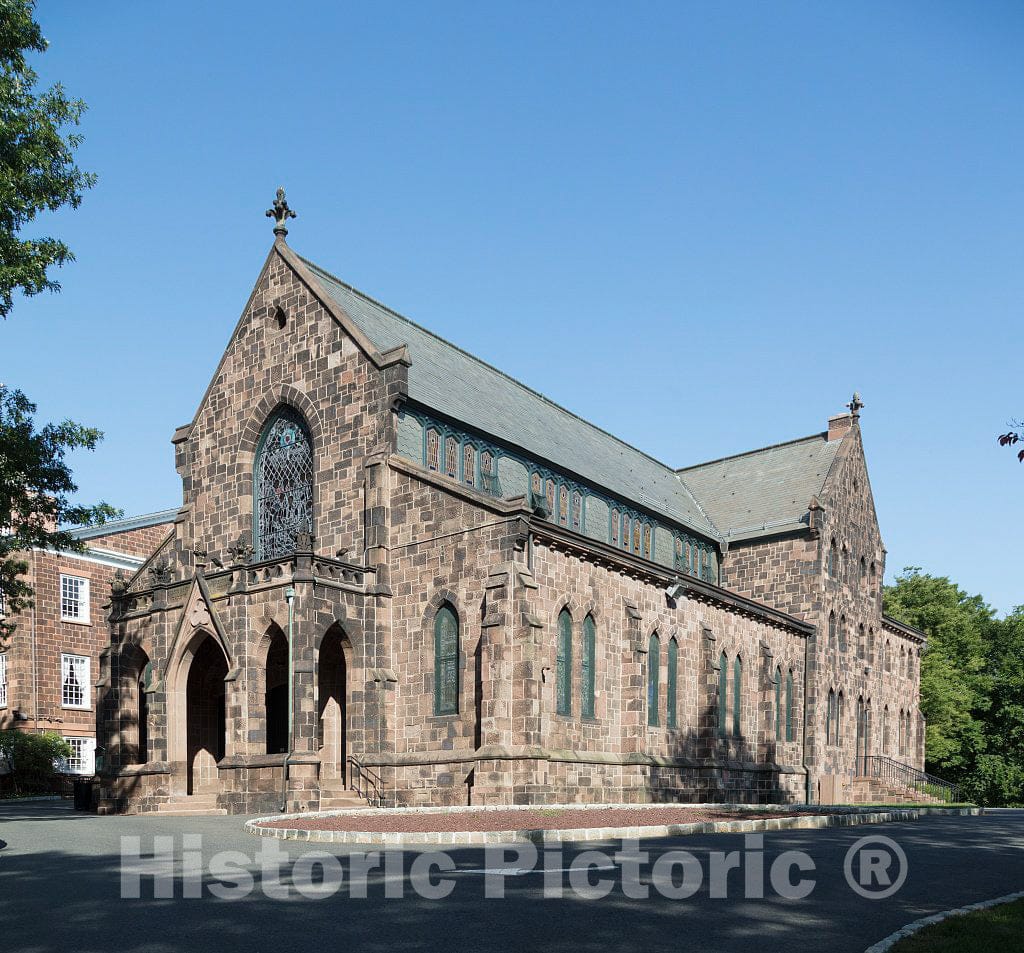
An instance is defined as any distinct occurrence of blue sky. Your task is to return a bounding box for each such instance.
[4,2,1022,613]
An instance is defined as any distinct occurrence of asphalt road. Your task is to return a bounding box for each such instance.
[1,801,1022,953]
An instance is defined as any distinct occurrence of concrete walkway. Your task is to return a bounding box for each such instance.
[0,800,1021,953]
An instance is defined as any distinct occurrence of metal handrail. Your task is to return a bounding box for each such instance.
[862,754,960,803]
[347,756,385,807]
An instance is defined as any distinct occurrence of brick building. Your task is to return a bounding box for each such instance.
[0,511,175,775]
[95,196,927,814]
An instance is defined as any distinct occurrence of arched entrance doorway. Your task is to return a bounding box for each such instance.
[185,635,228,795]
[318,625,349,784]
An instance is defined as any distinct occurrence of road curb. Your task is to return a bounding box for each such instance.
[864,889,1024,952]
[245,804,980,846]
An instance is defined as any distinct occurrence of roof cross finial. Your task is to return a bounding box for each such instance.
[266,187,297,239]
[846,391,864,417]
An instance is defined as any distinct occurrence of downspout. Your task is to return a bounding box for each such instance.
[30,550,38,732]
[279,585,295,812]
[802,625,814,804]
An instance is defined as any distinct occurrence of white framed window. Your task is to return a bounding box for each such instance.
[60,575,90,623]
[0,652,7,709]
[61,653,90,709]
[61,737,96,775]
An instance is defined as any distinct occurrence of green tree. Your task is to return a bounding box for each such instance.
[0,729,71,794]
[884,569,993,780]
[1,5,115,636]
[1,0,96,318]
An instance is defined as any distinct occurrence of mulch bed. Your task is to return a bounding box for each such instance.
[258,806,815,834]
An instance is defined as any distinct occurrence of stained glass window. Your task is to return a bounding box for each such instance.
[774,667,783,740]
[582,615,596,718]
[611,509,620,546]
[559,486,569,526]
[254,408,314,560]
[572,491,582,531]
[434,605,459,715]
[622,515,630,550]
[556,609,572,715]
[786,670,795,742]
[463,444,476,486]
[643,524,651,559]
[445,436,458,479]
[647,633,660,726]
[531,471,542,497]
[632,521,641,554]
[426,429,440,471]
[667,638,678,729]
[732,655,742,737]
[546,479,555,518]
[481,451,494,480]
[718,651,728,737]
[674,537,683,569]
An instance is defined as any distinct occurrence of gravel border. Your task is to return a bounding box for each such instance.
[246,803,982,846]
[864,889,1024,952]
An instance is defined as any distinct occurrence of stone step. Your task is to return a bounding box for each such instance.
[154,807,229,816]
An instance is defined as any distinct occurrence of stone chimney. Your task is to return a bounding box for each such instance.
[828,413,853,442]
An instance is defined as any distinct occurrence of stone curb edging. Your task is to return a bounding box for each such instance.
[864,889,1024,953]
[245,805,981,846]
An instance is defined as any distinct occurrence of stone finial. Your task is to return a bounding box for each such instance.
[110,570,129,596]
[228,531,254,567]
[265,187,297,238]
[846,391,865,417]
[148,556,172,585]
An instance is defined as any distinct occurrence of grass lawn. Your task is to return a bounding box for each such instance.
[891,898,1024,951]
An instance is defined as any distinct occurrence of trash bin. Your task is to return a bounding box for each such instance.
[72,777,93,811]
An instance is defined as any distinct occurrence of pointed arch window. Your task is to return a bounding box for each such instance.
[463,444,477,486]
[582,615,596,719]
[480,450,496,493]
[611,509,620,546]
[828,538,837,577]
[732,655,742,737]
[433,604,460,715]
[647,633,661,727]
[828,611,836,646]
[426,428,441,471]
[774,667,783,741]
[444,436,458,479]
[785,669,795,742]
[667,638,678,729]
[717,652,728,737]
[546,479,556,519]
[558,485,569,526]
[556,609,573,716]
[642,523,652,559]
[836,691,844,744]
[254,407,314,560]
[572,491,583,532]
[826,689,836,744]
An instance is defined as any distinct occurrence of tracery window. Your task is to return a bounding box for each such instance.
[572,491,583,531]
[546,479,556,518]
[611,509,620,546]
[445,436,458,479]
[642,524,652,559]
[463,444,476,486]
[481,451,495,490]
[426,429,440,471]
[254,408,314,560]
[559,485,569,526]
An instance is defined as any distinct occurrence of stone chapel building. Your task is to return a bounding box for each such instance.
[95,193,926,814]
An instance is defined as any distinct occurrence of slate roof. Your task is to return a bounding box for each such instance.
[302,257,719,538]
[678,434,843,540]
